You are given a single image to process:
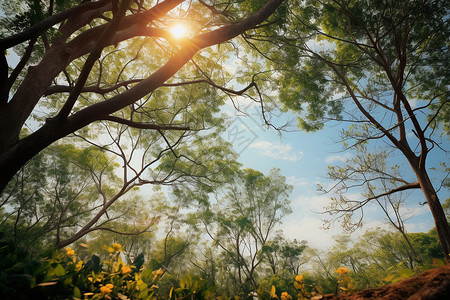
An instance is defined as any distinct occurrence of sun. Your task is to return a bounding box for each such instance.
[170,24,187,39]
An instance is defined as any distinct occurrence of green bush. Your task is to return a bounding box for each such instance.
[0,235,218,299]
[0,233,444,300]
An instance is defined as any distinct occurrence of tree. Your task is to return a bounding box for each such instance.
[0,0,287,250]
[0,142,122,251]
[306,228,444,291]
[0,0,285,193]
[198,168,292,295]
[262,235,308,276]
[264,0,450,257]
[321,141,420,261]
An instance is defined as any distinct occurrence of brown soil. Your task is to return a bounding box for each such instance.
[321,264,450,299]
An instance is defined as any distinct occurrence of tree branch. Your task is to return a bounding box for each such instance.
[102,115,190,131]
[327,182,421,214]
[0,0,111,50]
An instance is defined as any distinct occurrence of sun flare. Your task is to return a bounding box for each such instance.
[170,24,187,39]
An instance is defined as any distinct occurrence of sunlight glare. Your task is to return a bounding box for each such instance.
[170,24,187,39]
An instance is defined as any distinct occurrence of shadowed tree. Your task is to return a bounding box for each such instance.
[262,235,308,276]
[0,0,286,249]
[0,0,285,193]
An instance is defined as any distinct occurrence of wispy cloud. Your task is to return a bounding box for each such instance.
[294,194,330,213]
[294,192,362,215]
[250,141,304,161]
[287,176,310,187]
[324,153,353,163]
[282,217,342,250]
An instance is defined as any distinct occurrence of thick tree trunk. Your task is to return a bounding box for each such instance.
[0,121,69,194]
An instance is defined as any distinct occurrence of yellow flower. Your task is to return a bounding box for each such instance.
[65,247,75,256]
[75,260,83,271]
[156,268,164,276]
[281,292,292,300]
[295,275,303,283]
[335,267,349,274]
[113,242,122,252]
[100,283,113,294]
[121,265,132,275]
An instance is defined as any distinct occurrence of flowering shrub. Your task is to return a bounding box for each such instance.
[0,237,217,299]
[0,238,161,299]
[334,267,353,293]
[1,234,435,300]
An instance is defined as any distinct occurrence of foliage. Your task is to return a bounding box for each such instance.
[0,236,266,299]
[259,0,450,257]
[0,142,120,252]
[0,0,285,196]
[0,139,179,251]
[0,237,157,299]
[1,0,281,249]
[193,168,293,295]
[304,228,445,293]
[262,237,308,276]
[1,227,447,300]
[272,0,449,131]
[0,236,218,300]
[1,1,448,297]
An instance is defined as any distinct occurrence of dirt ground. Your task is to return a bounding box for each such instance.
[321,264,450,299]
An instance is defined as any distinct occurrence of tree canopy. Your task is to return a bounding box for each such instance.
[255,0,450,257]
[0,0,285,192]
[0,0,287,247]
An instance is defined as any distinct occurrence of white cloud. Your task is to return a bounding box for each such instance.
[282,217,342,250]
[405,221,433,233]
[406,131,415,138]
[324,152,353,163]
[294,194,330,213]
[250,140,303,161]
[294,190,361,210]
[287,176,310,187]
[410,204,431,217]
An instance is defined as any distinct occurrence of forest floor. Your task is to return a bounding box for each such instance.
[322,264,450,299]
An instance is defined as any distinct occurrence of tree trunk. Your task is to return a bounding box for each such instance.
[415,167,450,261]
[0,119,71,194]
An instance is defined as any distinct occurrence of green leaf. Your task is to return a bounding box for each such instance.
[74,286,81,298]
[54,264,65,276]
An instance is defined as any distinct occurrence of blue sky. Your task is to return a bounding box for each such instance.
[222,99,449,250]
